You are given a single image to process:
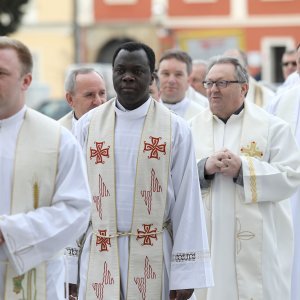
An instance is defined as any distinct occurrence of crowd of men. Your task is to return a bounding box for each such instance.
[1,35,300,300]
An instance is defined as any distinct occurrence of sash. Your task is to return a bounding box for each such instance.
[192,102,268,300]
[86,99,171,300]
[5,108,60,300]
[58,111,73,131]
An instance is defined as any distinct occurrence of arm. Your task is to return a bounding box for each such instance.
[242,120,300,203]
[0,129,91,275]
[169,118,213,294]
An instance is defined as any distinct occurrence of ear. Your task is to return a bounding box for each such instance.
[150,73,154,85]
[187,74,192,85]
[21,73,32,91]
[66,92,74,108]
[241,82,249,97]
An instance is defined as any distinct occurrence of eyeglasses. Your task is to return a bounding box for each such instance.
[202,80,245,89]
[282,61,297,67]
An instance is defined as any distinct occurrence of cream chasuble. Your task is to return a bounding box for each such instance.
[4,108,60,300]
[58,111,74,132]
[191,101,300,300]
[246,77,274,109]
[85,99,171,300]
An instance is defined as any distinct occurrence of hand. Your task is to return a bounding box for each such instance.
[0,230,4,245]
[170,289,194,300]
[219,149,242,178]
[205,149,229,176]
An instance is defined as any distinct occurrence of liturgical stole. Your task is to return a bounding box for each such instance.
[193,102,269,300]
[85,99,171,300]
[5,108,60,300]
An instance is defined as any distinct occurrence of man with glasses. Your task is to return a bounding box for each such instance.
[190,56,300,300]
[281,49,297,81]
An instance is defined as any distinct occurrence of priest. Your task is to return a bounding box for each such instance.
[75,42,213,300]
[190,56,300,300]
[0,37,91,299]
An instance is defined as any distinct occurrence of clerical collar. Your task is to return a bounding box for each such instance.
[115,97,151,112]
[218,103,244,123]
[0,105,26,126]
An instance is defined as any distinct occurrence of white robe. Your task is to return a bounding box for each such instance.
[246,76,275,109]
[268,85,300,300]
[162,96,204,121]
[185,86,209,108]
[190,102,300,300]
[75,98,214,300]
[0,106,91,300]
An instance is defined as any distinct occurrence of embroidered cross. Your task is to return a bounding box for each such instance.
[96,230,111,252]
[240,141,263,158]
[136,224,158,246]
[141,169,162,214]
[92,261,114,300]
[134,256,156,300]
[143,136,166,160]
[90,141,110,164]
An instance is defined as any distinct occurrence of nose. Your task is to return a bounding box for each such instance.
[93,94,103,106]
[210,82,220,91]
[122,73,135,82]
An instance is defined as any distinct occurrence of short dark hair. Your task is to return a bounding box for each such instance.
[158,49,193,75]
[112,42,156,73]
[0,36,33,75]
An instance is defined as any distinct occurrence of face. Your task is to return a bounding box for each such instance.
[190,64,207,96]
[66,72,107,119]
[0,48,32,119]
[113,49,153,110]
[158,58,190,104]
[281,52,297,80]
[205,63,248,120]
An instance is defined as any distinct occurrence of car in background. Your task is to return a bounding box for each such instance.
[36,99,71,120]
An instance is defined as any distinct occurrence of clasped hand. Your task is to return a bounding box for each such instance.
[205,148,241,178]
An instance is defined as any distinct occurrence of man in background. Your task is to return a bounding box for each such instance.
[59,67,107,132]
[158,49,205,120]
[190,59,208,97]
[281,49,297,81]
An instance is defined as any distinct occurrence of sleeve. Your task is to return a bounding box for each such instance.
[242,120,300,204]
[0,128,91,275]
[197,158,214,189]
[169,119,214,290]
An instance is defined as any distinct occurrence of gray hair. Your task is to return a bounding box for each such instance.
[192,59,208,68]
[64,67,103,93]
[207,56,249,84]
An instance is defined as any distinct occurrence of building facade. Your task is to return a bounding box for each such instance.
[11,0,300,101]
